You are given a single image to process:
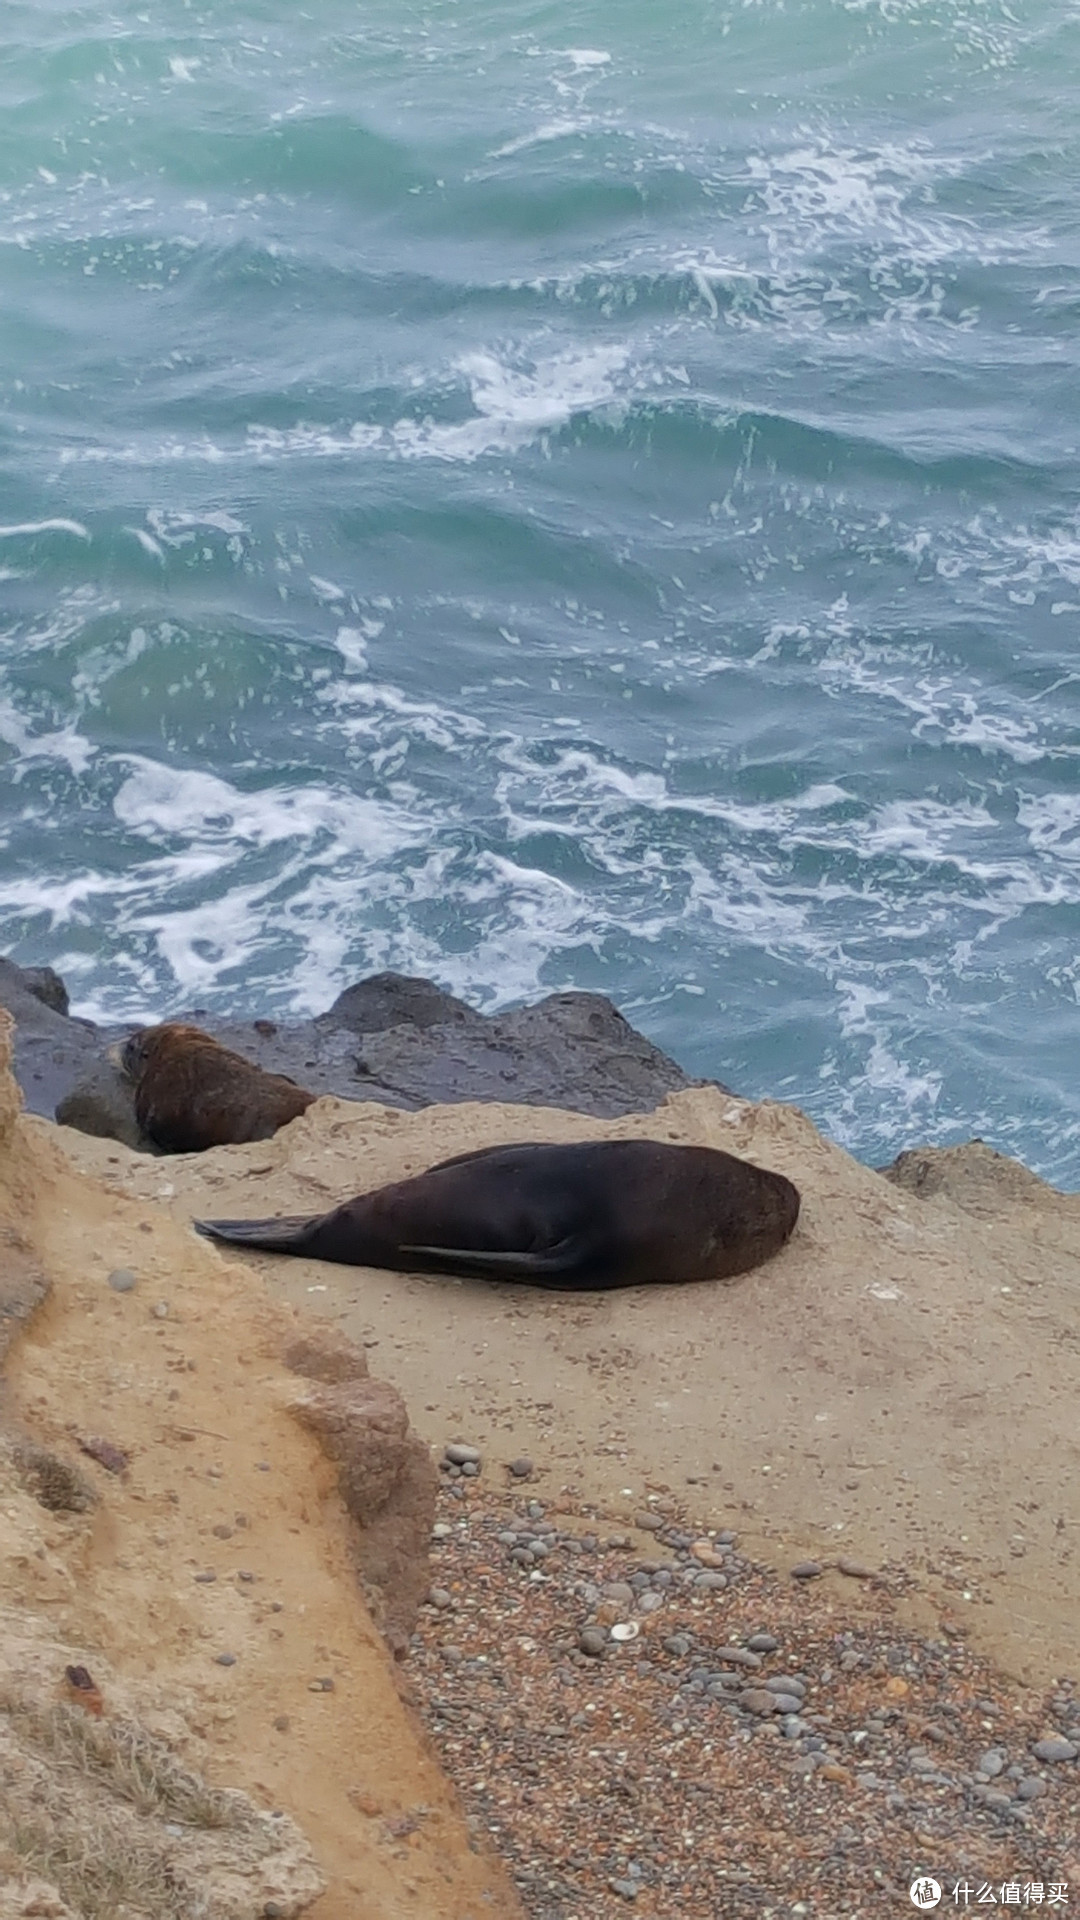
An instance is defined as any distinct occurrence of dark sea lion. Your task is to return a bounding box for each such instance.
[121,1022,316,1154]
[195,1138,800,1290]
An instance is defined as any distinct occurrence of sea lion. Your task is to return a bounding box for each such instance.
[195,1138,800,1290]
[120,1022,316,1154]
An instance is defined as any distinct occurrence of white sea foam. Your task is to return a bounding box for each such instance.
[0,519,90,541]
[0,700,95,775]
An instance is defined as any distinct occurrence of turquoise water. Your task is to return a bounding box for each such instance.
[2,1,1080,1179]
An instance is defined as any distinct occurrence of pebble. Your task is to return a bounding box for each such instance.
[766,1676,806,1697]
[790,1561,823,1580]
[638,1590,665,1614]
[747,1633,780,1653]
[579,1627,607,1658]
[740,1688,781,1716]
[635,1512,665,1532]
[602,1582,636,1610]
[444,1443,482,1467]
[237,1570,256,1583]
[308,1677,334,1692]
[836,1557,874,1579]
[662,1634,692,1657]
[1032,1736,1078,1763]
[273,1715,290,1733]
[694,1572,727,1591]
[152,1301,169,1320]
[433,1522,454,1540]
[428,1587,454,1610]
[977,1748,1005,1777]
[715,1646,763,1670]
[770,1693,805,1716]
[194,1571,217,1584]
[609,1880,639,1901]
[214,1653,237,1667]
[106,1268,137,1293]
[508,1458,533,1479]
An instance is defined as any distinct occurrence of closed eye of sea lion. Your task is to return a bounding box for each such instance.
[120,1022,316,1154]
[195,1138,800,1290]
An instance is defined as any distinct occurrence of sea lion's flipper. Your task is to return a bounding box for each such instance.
[398,1235,590,1281]
[194,1214,316,1252]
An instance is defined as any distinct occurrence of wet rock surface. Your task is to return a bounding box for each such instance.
[0,960,714,1146]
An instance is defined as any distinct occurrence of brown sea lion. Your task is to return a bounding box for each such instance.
[121,1022,316,1153]
[195,1138,800,1290]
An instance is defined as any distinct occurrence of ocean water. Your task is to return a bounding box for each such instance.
[2,1,1080,1181]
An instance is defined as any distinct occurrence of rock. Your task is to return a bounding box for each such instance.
[579,1627,607,1658]
[1015,1776,1046,1800]
[836,1557,874,1579]
[10,966,714,1145]
[107,1268,137,1293]
[444,1443,481,1466]
[747,1633,780,1653]
[1032,1736,1078,1763]
[714,1647,763,1670]
[285,1327,437,1648]
[739,1688,781,1716]
[508,1457,533,1479]
[977,1749,1005,1778]
[56,1062,146,1151]
[790,1561,823,1580]
[0,1225,51,1365]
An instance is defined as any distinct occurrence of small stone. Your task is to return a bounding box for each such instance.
[601,1582,635,1610]
[579,1627,607,1658]
[819,1762,853,1785]
[770,1693,805,1715]
[663,1634,692,1657]
[509,1458,533,1478]
[690,1540,726,1568]
[194,1571,217,1584]
[836,1557,874,1579]
[855,1771,881,1789]
[975,1787,1012,1812]
[427,1587,454,1610]
[791,1560,822,1580]
[977,1749,1005,1778]
[1015,1776,1046,1801]
[444,1442,481,1466]
[694,1572,727,1591]
[432,1521,454,1539]
[211,1524,234,1540]
[638,1590,664,1613]
[740,1688,780,1716]
[264,1904,285,1918]
[152,1301,169,1320]
[107,1269,137,1293]
[1032,1736,1078,1763]
[715,1647,762,1670]
[609,1880,639,1901]
[214,1653,236,1667]
[766,1676,806,1697]
[237,1570,256,1583]
[273,1715,290,1732]
[460,1460,479,1477]
[635,1512,664,1531]
[747,1633,780,1653]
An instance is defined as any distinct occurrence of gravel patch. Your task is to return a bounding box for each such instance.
[408,1482,1080,1920]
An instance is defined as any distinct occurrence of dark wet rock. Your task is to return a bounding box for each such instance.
[56,1059,150,1150]
[20,965,69,1015]
[2,960,713,1147]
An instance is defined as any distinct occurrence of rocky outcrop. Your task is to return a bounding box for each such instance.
[284,1328,437,1654]
[0,958,712,1146]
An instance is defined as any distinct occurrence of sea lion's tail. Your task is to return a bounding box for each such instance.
[194,1214,316,1253]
